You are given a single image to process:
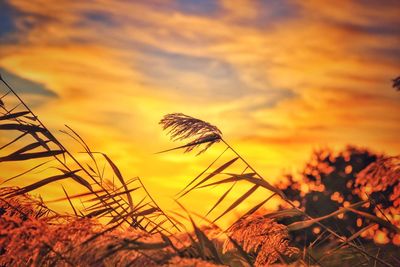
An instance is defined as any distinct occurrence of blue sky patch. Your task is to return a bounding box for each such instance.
[175,0,219,16]
[0,1,17,39]
[0,68,58,97]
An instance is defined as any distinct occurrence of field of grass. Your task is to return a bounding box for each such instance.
[0,74,399,266]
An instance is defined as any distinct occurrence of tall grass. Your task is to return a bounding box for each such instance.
[158,113,399,266]
[1,72,399,266]
[0,74,179,235]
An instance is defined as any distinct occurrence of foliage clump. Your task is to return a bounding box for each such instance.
[278,147,400,246]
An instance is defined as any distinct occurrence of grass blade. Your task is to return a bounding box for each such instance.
[7,170,81,197]
[0,150,64,162]
[347,207,400,234]
[288,200,368,231]
[0,111,30,120]
[176,147,228,197]
[0,123,47,133]
[213,184,259,223]
[61,185,78,216]
[101,153,134,212]
[206,182,236,216]
[180,157,239,198]
[1,160,52,185]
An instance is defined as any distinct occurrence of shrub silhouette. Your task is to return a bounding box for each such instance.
[278,146,400,246]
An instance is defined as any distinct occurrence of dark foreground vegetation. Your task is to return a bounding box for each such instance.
[0,74,399,266]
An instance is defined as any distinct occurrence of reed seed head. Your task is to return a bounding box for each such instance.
[224,214,299,266]
[160,113,222,155]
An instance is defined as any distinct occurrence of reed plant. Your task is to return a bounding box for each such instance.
[0,73,399,266]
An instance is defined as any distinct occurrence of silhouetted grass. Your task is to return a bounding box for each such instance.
[0,73,399,266]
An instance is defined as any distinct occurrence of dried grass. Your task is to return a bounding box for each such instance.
[0,189,229,266]
[1,74,400,266]
[224,214,299,266]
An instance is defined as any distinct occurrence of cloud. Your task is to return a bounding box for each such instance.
[0,67,57,97]
[0,0,399,219]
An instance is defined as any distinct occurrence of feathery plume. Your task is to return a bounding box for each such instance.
[159,113,222,155]
[224,214,299,266]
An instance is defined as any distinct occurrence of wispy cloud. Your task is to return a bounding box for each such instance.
[0,67,57,97]
[0,0,399,216]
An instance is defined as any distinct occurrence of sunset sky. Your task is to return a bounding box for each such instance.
[1,0,399,225]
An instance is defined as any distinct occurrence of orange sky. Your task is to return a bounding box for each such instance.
[0,0,399,227]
